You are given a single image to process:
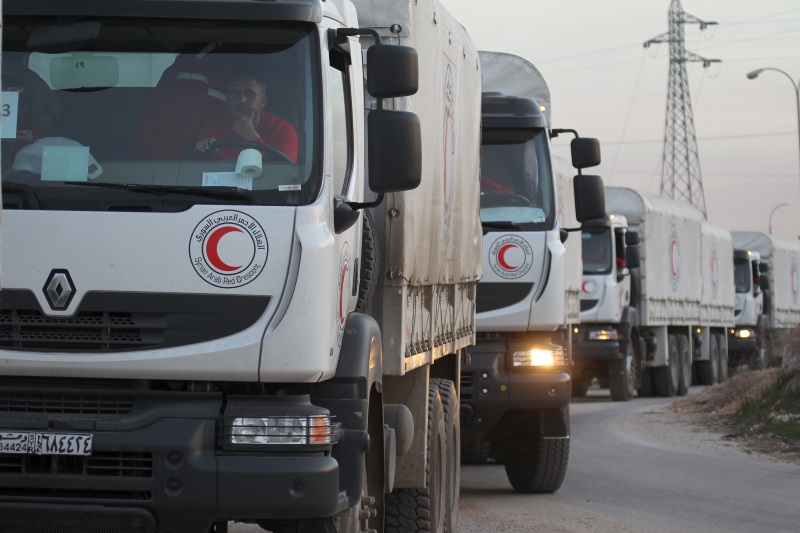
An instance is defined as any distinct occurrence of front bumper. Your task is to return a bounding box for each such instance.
[461,348,570,438]
[0,387,347,533]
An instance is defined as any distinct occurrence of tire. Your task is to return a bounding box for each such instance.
[356,209,379,313]
[716,333,729,383]
[653,334,680,397]
[461,439,491,465]
[609,337,637,401]
[502,407,570,494]
[637,367,655,398]
[386,384,446,533]
[696,333,719,385]
[676,335,692,396]
[431,379,459,533]
[750,326,768,370]
[571,376,591,398]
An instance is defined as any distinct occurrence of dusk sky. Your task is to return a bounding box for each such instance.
[445,0,800,239]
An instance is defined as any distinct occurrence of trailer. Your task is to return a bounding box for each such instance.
[574,187,735,399]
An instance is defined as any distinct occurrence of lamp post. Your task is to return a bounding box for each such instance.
[747,68,800,202]
[769,202,789,234]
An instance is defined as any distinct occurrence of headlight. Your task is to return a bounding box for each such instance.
[588,328,618,341]
[511,343,566,370]
[230,415,337,446]
[734,328,754,339]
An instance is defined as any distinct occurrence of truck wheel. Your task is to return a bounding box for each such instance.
[461,439,491,464]
[653,335,679,397]
[431,379,459,533]
[609,339,637,401]
[356,209,379,313]
[696,333,719,385]
[571,376,591,398]
[751,328,768,370]
[386,384,446,533]
[716,333,729,383]
[502,407,570,494]
[637,367,654,398]
[676,335,692,396]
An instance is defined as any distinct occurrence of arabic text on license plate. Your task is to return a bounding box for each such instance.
[0,431,93,456]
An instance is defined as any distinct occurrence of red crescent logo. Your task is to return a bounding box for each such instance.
[497,243,519,271]
[670,240,679,276]
[206,226,244,272]
[582,280,592,294]
[339,264,349,324]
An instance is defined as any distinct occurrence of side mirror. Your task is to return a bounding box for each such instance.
[574,174,605,223]
[367,45,419,98]
[625,231,640,246]
[571,137,601,169]
[368,109,422,193]
[626,246,641,269]
[617,267,630,282]
[758,261,769,273]
[759,276,770,292]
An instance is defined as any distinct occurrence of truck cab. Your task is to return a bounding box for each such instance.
[730,248,766,363]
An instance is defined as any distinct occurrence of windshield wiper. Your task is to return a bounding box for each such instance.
[481,220,521,230]
[67,182,258,204]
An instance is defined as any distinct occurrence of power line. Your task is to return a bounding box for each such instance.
[601,131,796,145]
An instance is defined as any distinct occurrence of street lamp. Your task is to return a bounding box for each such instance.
[769,202,789,234]
[747,68,800,203]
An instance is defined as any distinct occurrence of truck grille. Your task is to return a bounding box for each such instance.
[0,391,134,415]
[580,299,599,311]
[0,290,270,353]
[476,283,534,314]
[0,451,153,478]
[0,508,155,533]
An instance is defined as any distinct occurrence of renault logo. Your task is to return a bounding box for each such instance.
[43,269,76,310]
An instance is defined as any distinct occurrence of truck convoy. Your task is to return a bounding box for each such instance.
[574,187,735,400]
[0,1,482,532]
[729,231,800,370]
[459,51,605,493]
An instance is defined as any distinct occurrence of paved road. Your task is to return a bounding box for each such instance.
[458,386,800,532]
[232,386,800,532]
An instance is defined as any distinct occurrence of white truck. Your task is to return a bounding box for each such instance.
[0,1,482,532]
[730,231,800,369]
[574,187,735,400]
[459,51,604,492]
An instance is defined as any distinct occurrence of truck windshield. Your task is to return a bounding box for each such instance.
[582,229,612,274]
[480,128,554,230]
[734,259,751,293]
[1,18,320,211]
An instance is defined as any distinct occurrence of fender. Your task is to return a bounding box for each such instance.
[313,312,384,508]
[619,306,639,351]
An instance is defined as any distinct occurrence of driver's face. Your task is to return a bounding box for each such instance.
[227,76,267,117]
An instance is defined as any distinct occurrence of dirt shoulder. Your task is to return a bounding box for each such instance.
[670,368,800,466]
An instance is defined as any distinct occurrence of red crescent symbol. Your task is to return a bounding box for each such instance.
[206,226,244,272]
[339,264,349,324]
[497,243,519,271]
[671,240,679,276]
[581,280,591,293]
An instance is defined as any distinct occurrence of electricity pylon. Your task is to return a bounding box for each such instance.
[644,0,720,218]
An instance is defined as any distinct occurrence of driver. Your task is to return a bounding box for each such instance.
[194,71,298,162]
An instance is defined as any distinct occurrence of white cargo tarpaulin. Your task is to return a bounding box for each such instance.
[700,221,735,327]
[353,0,482,370]
[553,156,581,323]
[605,187,705,326]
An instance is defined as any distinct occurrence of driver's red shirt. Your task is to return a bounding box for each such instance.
[197,110,298,162]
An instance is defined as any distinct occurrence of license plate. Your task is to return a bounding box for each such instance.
[0,431,93,456]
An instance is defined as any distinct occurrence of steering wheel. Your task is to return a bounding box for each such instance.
[480,193,532,207]
[189,140,293,163]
